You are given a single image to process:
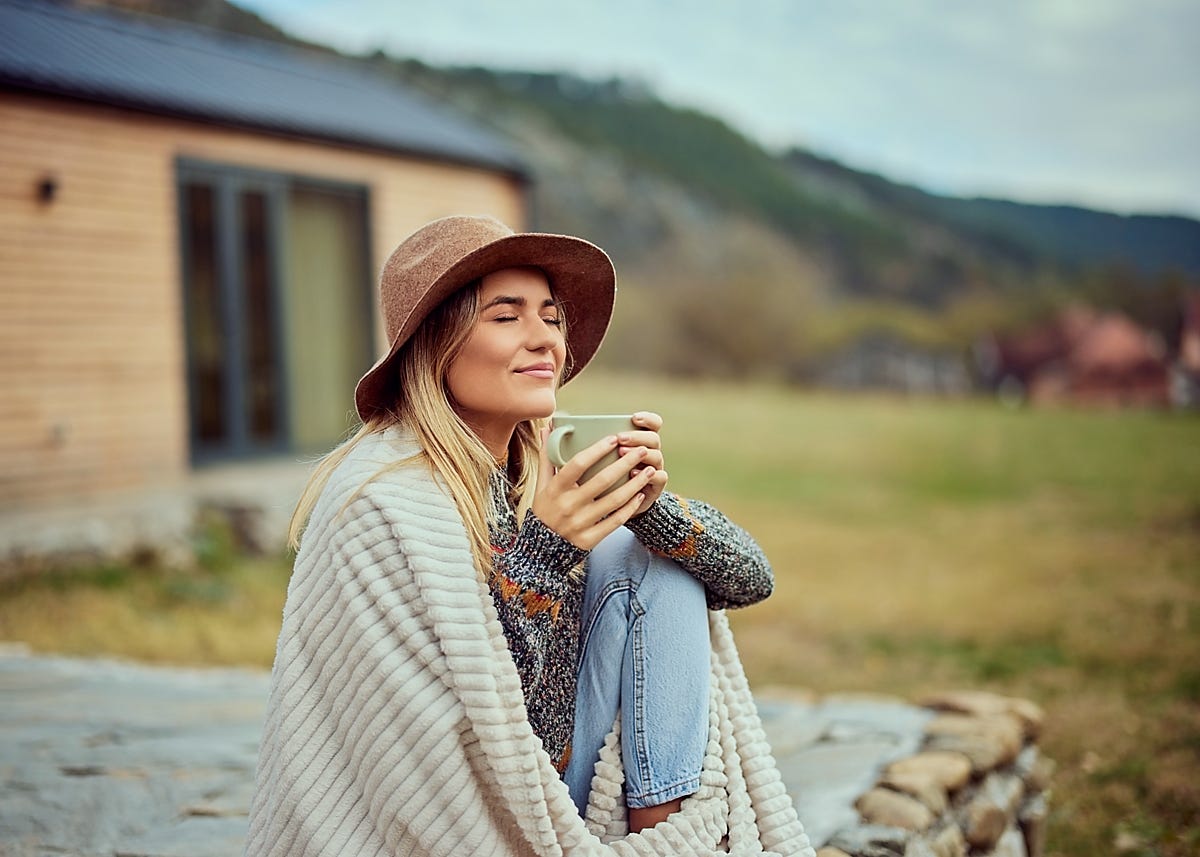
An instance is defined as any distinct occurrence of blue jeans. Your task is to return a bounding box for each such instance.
[563,527,711,816]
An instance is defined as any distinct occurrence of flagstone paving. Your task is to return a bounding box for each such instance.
[0,647,930,856]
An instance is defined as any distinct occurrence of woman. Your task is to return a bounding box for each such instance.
[245,216,813,857]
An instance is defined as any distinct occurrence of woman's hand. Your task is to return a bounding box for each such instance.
[617,411,668,517]
[533,428,658,550]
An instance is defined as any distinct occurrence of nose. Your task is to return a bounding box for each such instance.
[526,317,561,352]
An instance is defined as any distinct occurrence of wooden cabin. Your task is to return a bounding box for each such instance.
[0,0,528,564]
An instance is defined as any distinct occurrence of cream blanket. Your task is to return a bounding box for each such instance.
[245,430,814,857]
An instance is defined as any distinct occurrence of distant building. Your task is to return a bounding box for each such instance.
[0,0,528,565]
[974,305,1172,408]
[1170,293,1200,408]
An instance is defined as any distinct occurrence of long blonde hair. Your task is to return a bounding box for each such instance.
[288,281,565,574]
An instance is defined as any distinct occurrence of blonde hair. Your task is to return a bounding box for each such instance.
[288,280,567,575]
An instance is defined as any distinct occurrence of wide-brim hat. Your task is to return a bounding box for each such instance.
[354,215,616,421]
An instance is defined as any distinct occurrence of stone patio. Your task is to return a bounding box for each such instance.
[0,646,935,856]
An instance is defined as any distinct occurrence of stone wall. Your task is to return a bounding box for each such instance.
[0,458,311,578]
[810,691,1053,857]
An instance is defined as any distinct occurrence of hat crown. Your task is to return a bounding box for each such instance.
[380,215,514,339]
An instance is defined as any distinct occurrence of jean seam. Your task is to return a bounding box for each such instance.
[629,595,652,789]
[577,577,637,666]
[626,773,703,808]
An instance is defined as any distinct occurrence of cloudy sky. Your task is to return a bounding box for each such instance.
[237,0,1199,219]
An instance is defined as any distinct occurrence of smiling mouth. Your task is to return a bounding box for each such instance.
[516,364,556,379]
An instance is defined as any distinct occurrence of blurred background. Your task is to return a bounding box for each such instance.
[0,1,1197,855]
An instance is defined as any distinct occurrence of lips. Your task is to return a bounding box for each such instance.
[515,362,556,379]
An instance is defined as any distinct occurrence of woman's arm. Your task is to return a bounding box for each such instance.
[624,492,774,610]
[606,412,773,609]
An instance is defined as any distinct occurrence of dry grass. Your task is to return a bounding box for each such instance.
[1,372,1197,856]
[0,557,289,667]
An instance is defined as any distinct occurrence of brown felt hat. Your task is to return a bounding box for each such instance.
[354,215,616,421]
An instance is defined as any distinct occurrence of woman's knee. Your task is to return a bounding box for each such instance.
[587,527,650,589]
[588,529,707,612]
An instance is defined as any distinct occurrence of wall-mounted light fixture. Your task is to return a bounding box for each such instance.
[36,174,59,204]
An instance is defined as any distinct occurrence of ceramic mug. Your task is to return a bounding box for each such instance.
[546,414,636,496]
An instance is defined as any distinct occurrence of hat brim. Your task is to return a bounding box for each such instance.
[354,232,615,422]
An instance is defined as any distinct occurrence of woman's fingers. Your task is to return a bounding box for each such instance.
[577,468,656,545]
[580,445,648,499]
[553,434,620,483]
[616,429,660,450]
[631,411,663,432]
[617,412,665,473]
[591,460,655,514]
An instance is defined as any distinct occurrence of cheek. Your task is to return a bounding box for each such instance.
[445,349,479,404]
[446,336,507,401]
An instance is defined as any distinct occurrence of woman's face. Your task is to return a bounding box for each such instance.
[446,267,567,455]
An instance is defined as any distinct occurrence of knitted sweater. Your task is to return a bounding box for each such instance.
[486,468,775,772]
[245,428,815,857]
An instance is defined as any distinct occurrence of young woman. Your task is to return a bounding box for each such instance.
[244,216,813,857]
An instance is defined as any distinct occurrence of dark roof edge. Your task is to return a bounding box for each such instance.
[1,75,531,183]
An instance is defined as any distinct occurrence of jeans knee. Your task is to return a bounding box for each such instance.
[586,528,652,600]
[639,550,706,612]
[585,528,707,621]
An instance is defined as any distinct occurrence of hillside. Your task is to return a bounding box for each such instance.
[69,0,1200,377]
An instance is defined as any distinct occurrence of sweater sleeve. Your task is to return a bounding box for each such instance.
[624,492,774,610]
[489,513,588,697]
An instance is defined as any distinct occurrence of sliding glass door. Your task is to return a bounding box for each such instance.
[178,161,371,463]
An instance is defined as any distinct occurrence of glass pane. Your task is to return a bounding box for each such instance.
[184,183,226,444]
[284,186,371,451]
[241,190,280,443]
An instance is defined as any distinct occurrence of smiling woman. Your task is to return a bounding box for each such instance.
[244,215,811,857]
[445,268,567,456]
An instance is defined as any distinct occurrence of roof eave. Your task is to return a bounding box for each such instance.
[0,77,532,183]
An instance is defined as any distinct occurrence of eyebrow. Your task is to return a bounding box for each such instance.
[482,295,557,309]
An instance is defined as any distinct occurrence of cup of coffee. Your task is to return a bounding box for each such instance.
[546,414,636,496]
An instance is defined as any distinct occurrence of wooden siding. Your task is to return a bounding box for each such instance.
[0,92,525,512]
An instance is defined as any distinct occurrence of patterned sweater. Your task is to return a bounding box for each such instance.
[485,469,774,773]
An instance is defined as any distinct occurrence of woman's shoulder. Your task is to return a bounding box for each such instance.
[345,425,420,470]
[319,427,430,506]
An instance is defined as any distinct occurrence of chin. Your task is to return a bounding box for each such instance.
[524,396,558,420]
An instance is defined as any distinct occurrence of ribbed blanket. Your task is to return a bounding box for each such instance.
[245,429,815,856]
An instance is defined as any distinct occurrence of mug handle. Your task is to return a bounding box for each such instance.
[545,423,574,467]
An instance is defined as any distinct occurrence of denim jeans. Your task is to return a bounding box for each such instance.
[563,527,711,816]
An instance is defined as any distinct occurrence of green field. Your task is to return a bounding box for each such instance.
[2,373,1198,856]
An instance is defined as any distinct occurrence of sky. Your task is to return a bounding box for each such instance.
[236,0,1200,219]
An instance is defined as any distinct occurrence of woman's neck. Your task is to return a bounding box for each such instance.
[465,419,514,466]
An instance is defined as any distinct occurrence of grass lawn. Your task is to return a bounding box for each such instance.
[2,372,1198,857]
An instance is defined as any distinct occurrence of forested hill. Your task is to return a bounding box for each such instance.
[782,147,1200,277]
[377,61,1200,301]
[71,0,1200,280]
[69,0,1200,375]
